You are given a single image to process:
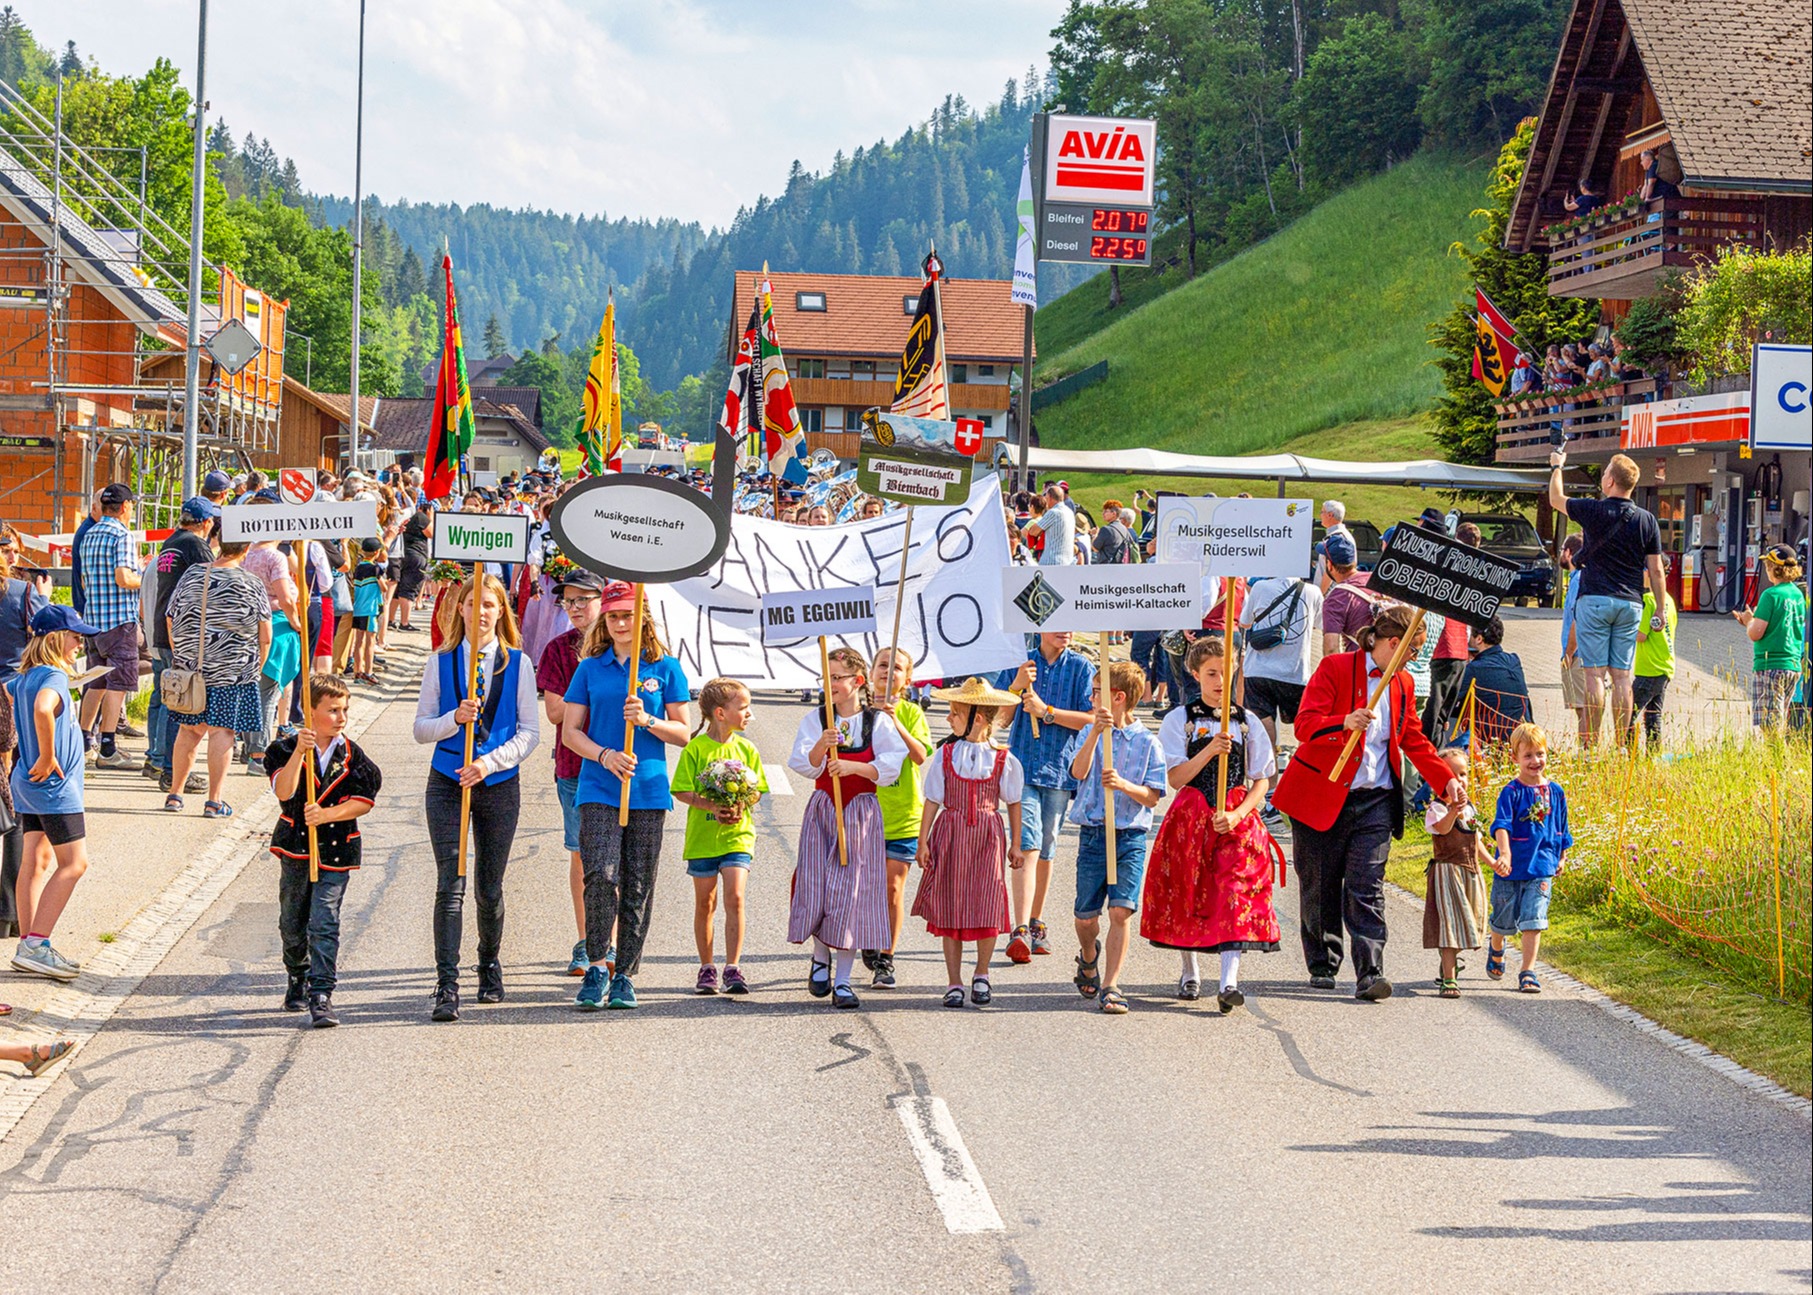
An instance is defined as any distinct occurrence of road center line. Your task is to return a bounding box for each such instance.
[890,1095,1005,1234]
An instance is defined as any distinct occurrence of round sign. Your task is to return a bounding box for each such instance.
[278,468,315,506]
[548,474,730,584]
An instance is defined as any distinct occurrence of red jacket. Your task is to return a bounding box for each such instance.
[1271,649,1453,833]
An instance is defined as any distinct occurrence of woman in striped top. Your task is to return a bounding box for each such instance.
[165,541,272,819]
[910,677,1024,1009]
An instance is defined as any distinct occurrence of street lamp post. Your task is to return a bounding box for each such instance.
[180,0,209,498]
[348,0,367,472]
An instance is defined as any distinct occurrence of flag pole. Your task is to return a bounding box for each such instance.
[1099,632,1117,887]
[290,545,320,883]
[1216,578,1237,812]
[1328,610,1426,782]
[618,583,645,828]
[819,636,849,867]
[456,567,481,878]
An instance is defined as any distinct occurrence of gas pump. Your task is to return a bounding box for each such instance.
[1708,474,1745,612]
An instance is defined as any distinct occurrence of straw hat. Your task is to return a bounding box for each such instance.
[928,676,1022,708]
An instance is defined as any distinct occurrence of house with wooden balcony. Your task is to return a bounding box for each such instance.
[1496,0,1810,611]
[727,270,1027,461]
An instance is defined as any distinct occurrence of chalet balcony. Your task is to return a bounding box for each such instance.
[790,376,1013,413]
[1494,376,1664,463]
[1542,195,1765,299]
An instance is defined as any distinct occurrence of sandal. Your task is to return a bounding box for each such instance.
[204,801,234,819]
[1073,947,1101,999]
[942,986,966,1009]
[1485,944,1505,980]
[1518,970,1542,994]
[164,794,184,813]
[1098,986,1130,1015]
[24,1039,74,1078]
[1437,977,1461,999]
[970,976,992,1006]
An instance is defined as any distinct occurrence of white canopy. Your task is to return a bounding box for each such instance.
[1002,445,1552,494]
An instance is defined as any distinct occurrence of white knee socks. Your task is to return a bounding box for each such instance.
[833,947,857,987]
[1180,951,1201,983]
[1220,950,1241,991]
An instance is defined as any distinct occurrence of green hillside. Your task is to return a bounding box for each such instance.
[1034,152,1490,458]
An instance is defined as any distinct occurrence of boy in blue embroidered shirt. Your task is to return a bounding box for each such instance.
[1489,722,1572,994]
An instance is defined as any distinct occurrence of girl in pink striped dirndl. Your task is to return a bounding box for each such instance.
[911,678,1025,1009]
[786,647,906,1010]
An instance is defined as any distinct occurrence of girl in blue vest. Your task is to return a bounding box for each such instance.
[412,571,540,1022]
[560,581,691,1011]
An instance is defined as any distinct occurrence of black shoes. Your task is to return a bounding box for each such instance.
[282,973,308,1013]
[308,993,339,1028]
[808,959,832,998]
[431,984,461,1022]
[1217,986,1246,1014]
[1355,974,1393,1002]
[1309,973,1338,990]
[476,961,504,1004]
[860,949,879,972]
[870,953,897,989]
[831,984,860,1010]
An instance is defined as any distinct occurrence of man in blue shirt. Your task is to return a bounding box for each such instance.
[75,483,143,767]
[995,631,1096,962]
[1557,533,1586,742]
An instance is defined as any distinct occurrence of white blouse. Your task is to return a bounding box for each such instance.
[921,739,1025,806]
[788,709,907,787]
[1157,706,1277,782]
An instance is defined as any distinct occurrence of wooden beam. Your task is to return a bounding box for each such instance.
[1574,76,1643,95]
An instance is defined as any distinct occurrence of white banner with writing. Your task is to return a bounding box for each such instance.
[759,586,879,643]
[220,499,379,543]
[431,511,531,564]
[1155,496,1315,580]
[1000,563,1204,634]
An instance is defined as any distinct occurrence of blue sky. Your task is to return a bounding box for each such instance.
[27,0,1066,227]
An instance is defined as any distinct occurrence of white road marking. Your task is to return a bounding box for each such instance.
[891,1095,1005,1233]
[766,767,794,796]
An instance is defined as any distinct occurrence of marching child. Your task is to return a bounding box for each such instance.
[7,606,99,983]
[1062,661,1168,1015]
[267,673,383,1027]
[350,539,385,684]
[1142,636,1282,1014]
[1488,723,1572,994]
[910,677,1024,1008]
[1423,747,1493,999]
[671,678,768,996]
[786,647,907,1009]
[866,647,930,989]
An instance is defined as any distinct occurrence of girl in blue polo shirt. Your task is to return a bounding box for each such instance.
[412,572,541,1023]
[561,581,691,1011]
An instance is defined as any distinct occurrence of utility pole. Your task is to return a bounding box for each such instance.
[180,0,209,499]
[1016,112,1047,494]
[348,0,367,473]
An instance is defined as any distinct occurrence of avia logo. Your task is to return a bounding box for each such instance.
[1055,126,1146,191]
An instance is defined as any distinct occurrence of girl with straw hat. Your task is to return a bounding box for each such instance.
[910,677,1024,1008]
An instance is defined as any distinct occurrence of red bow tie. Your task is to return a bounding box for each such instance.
[1369,667,1384,678]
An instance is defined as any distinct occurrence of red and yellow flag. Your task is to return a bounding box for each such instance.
[580,292,623,476]
[425,254,476,499]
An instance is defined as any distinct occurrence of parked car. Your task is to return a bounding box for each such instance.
[1309,520,1384,574]
[1457,513,1555,602]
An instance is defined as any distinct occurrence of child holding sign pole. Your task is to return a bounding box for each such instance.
[786,647,906,1010]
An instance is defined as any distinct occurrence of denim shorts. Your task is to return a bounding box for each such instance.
[686,851,752,878]
[1489,875,1552,934]
[1574,595,1640,671]
[886,837,919,862]
[1074,826,1148,919]
[556,775,582,852]
[1019,784,1072,858]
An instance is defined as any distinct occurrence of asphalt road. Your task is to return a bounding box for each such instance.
[0,660,1807,1294]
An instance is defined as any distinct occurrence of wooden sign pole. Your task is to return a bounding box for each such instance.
[819,635,849,868]
[619,582,645,827]
[1328,608,1425,782]
[1215,577,1237,813]
[291,545,320,884]
[456,566,482,878]
[1099,630,1117,887]
[884,505,915,690]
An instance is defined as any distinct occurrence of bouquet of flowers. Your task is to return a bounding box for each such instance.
[429,560,466,584]
[1523,785,1551,825]
[541,545,578,583]
[695,758,762,818]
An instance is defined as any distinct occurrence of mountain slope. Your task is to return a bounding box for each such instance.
[1033,152,1490,457]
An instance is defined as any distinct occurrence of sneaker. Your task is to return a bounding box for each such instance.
[1028,920,1052,956]
[95,747,134,769]
[247,756,266,778]
[186,772,207,794]
[566,939,589,977]
[722,965,750,995]
[116,720,146,739]
[861,949,880,972]
[431,984,460,1022]
[308,993,339,1028]
[11,941,80,982]
[602,944,618,975]
[282,973,308,1012]
[575,965,608,1010]
[870,953,897,989]
[695,964,719,995]
[607,973,638,1009]
[1005,927,1033,964]
[139,759,163,781]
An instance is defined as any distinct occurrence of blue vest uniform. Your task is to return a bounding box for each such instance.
[431,644,523,787]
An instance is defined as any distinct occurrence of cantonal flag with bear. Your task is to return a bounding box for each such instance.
[758,268,810,483]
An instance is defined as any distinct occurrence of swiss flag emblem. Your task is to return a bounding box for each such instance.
[954,418,984,458]
[278,468,315,506]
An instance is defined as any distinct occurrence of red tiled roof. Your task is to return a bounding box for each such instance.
[310,392,378,432]
[727,270,1028,365]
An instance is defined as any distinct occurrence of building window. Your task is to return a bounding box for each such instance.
[851,359,877,379]
[951,363,968,384]
[847,407,871,430]
[795,357,825,379]
[974,414,994,429]
[903,295,918,315]
[800,407,823,434]
[978,364,995,376]
[796,291,827,312]
[825,407,845,432]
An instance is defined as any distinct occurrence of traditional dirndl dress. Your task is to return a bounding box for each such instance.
[1141,704,1284,953]
[518,574,571,667]
[788,710,891,950]
[911,744,1011,941]
[1423,815,1487,950]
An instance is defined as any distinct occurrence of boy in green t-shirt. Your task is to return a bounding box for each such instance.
[671,679,769,995]
[1632,590,1676,747]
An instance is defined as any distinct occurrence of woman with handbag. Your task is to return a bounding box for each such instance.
[0,523,51,939]
[164,541,272,818]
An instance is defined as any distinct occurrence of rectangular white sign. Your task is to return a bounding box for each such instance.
[220,499,378,543]
[431,511,531,563]
[1044,113,1157,206]
[759,585,879,644]
[1750,343,1812,451]
[1155,496,1316,579]
[1000,564,1202,634]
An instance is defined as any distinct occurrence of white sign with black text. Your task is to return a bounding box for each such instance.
[431,511,531,564]
[1155,496,1316,580]
[760,586,878,644]
[1000,564,1202,635]
[220,499,378,543]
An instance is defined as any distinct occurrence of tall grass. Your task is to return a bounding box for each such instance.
[1035,152,1489,457]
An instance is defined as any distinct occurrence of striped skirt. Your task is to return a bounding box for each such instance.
[1422,859,1488,950]
[788,789,891,950]
[911,809,1010,941]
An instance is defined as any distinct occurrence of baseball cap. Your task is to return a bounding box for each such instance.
[99,482,136,506]
[1323,532,1358,567]
[180,496,220,522]
[599,580,637,612]
[1762,542,1797,565]
[202,470,233,494]
[31,604,101,637]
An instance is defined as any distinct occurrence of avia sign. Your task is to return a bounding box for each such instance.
[1044,115,1156,206]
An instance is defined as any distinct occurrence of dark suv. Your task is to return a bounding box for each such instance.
[1458,513,1555,602]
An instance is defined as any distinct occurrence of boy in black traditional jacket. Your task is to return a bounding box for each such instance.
[269,673,383,1027]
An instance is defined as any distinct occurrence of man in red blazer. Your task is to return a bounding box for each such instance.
[1272,606,1465,1000]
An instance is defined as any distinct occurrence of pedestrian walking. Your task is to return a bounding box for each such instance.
[1633,588,1677,748]
[534,568,607,976]
[1487,724,1572,994]
[1734,543,1807,735]
[1422,749,1491,999]
[164,543,272,819]
[866,647,930,989]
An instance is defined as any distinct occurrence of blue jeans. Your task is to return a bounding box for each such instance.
[1074,825,1149,918]
[1018,784,1072,859]
[1129,630,1170,698]
[146,648,175,772]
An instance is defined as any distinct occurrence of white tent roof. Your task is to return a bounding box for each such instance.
[1002,445,1552,493]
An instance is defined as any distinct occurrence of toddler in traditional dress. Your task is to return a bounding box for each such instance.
[1422,748,1493,999]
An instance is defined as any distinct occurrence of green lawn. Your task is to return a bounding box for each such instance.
[1034,151,1490,458]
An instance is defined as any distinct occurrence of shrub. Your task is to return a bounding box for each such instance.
[1675,241,1813,385]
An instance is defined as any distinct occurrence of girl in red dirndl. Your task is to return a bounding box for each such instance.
[910,678,1025,1008]
[1142,635,1284,1013]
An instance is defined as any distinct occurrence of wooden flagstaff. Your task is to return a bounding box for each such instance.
[1215,576,1237,812]
[884,504,915,690]
[619,582,646,827]
[1328,609,1426,782]
[819,635,849,867]
[1099,630,1117,886]
[455,566,482,878]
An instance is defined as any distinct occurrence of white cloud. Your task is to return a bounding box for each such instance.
[26,0,1064,226]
